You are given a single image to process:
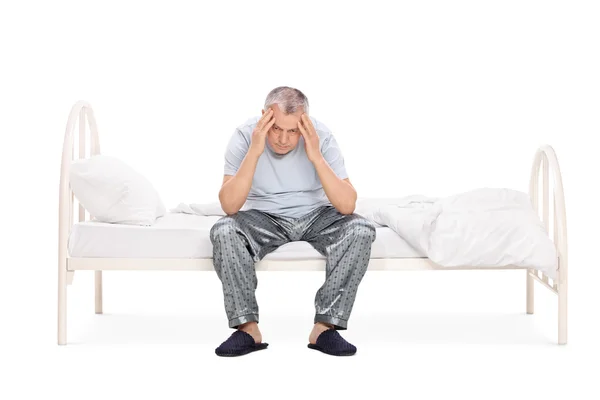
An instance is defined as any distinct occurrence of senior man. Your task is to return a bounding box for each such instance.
[211,86,376,357]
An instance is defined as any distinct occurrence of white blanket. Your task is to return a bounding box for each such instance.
[171,188,558,278]
[365,188,558,278]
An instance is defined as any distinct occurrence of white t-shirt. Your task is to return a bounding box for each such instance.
[223,115,349,218]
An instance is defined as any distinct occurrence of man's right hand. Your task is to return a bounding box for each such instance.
[249,108,275,157]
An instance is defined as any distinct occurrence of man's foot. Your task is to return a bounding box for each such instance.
[215,322,267,357]
[308,323,357,356]
[239,321,262,344]
[309,322,334,345]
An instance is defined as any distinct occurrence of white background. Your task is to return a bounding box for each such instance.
[1,1,599,399]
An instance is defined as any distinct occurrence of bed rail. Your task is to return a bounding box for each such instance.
[527,145,568,344]
[58,101,101,344]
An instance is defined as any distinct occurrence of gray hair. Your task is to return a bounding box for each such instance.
[263,86,309,115]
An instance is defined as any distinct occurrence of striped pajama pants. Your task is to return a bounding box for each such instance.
[209,205,376,330]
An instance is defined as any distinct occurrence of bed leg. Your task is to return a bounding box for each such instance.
[526,269,534,314]
[58,260,67,345]
[95,271,103,314]
[558,282,567,344]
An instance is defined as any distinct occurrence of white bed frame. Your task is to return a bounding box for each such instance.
[58,101,568,345]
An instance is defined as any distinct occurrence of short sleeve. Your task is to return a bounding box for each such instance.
[224,129,250,176]
[321,134,348,180]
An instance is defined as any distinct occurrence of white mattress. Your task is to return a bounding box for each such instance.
[68,212,423,259]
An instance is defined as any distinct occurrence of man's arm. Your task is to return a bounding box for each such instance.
[219,109,275,215]
[218,151,261,215]
[313,158,357,214]
[297,114,357,215]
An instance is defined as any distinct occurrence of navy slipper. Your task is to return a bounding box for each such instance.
[308,329,357,356]
[215,330,268,357]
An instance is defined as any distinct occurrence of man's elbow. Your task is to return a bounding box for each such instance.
[223,207,238,216]
[337,201,356,215]
[338,190,357,215]
[220,201,240,215]
[218,194,240,215]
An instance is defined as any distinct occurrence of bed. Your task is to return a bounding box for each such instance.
[57,101,568,345]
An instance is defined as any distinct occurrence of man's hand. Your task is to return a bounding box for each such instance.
[249,108,275,157]
[297,113,322,164]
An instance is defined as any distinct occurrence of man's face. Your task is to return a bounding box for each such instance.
[262,104,303,155]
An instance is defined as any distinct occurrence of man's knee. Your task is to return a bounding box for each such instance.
[210,216,238,243]
[347,216,377,243]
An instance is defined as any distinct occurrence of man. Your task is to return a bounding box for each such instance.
[210,86,376,357]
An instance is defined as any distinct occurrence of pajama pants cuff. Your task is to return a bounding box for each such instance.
[229,314,259,329]
[314,314,348,330]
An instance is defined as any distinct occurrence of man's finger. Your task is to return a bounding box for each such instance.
[297,120,309,138]
[300,114,313,136]
[262,116,276,135]
[257,108,274,130]
[259,109,274,128]
[301,114,313,135]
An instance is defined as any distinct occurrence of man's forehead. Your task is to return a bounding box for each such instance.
[274,114,302,129]
[274,121,299,131]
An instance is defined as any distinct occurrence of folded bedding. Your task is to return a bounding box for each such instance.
[171,188,558,278]
[364,188,558,278]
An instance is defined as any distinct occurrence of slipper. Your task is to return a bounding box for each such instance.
[215,330,268,357]
[307,329,357,356]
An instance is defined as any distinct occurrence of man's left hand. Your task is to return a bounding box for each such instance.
[298,113,322,163]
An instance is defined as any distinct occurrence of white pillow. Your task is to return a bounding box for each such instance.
[69,155,166,225]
